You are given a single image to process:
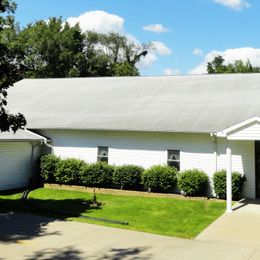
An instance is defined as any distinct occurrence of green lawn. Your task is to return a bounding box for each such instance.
[0,188,225,238]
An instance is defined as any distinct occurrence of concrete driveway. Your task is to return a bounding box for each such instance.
[196,199,260,248]
[1,210,260,260]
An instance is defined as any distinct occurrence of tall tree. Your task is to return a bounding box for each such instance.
[0,0,26,132]
[207,55,260,74]
[18,18,87,78]
[207,55,226,73]
[17,19,149,78]
[88,32,148,76]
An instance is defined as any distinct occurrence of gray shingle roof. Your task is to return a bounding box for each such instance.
[0,129,44,141]
[6,74,260,133]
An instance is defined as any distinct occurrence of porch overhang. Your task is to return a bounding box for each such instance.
[213,117,260,213]
[216,116,260,140]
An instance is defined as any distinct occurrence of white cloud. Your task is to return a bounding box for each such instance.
[67,10,170,71]
[66,11,138,50]
[213,0,251,11]
[143,24,169,33]
[151,41,172,56]
[137,41,172,68]
[67,10,124,34]
[137,53,158,69]
[193,48,204,57]
[163,68,180,76]
[190,47,260,74]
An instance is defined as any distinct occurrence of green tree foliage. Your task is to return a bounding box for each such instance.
[18,18,86,78]
[207,55,260,74]
[0,0,26,132]
[17,19,148,78]
[87,32,148,76]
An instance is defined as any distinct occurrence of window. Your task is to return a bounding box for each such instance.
[97,146,109,163]
[167,150,180,170]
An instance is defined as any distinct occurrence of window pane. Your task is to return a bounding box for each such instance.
[167,150,180,170]
[98,156,108,163]
[98,147,108,156]
[97,146,109,163]
[168,150,180,161]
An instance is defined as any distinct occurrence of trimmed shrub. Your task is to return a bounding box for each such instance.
[142,165,177,193]
[54,158,86,185]
[40,154,61,183]
[113,165,144,190]
[178,169,209,196]
[213,170,246,200]
[80,162,114,188]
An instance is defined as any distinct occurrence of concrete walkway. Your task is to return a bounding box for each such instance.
[196,199,260,249]
[0,211,260,260]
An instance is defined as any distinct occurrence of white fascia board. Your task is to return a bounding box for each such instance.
[216,116,260,137]
[24,128,47,142]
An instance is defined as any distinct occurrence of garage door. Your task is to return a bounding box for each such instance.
[0,142,33,191]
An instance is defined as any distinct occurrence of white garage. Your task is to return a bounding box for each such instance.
[0,130,44,191]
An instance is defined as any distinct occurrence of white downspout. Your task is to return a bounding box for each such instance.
[25,128,53,153]
[210,133,218,172]
[226,143,233,213]
[210,133,218,198]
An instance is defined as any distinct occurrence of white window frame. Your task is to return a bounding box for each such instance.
[97,146,109,163]
[167,149,180,170]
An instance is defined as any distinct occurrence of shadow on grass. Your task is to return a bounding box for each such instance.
[0,196,101,243]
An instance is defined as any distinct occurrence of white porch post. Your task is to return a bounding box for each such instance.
[226,144,232,213]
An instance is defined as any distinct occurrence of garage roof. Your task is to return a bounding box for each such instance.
[6,74,260,133]
[0,129,44,141]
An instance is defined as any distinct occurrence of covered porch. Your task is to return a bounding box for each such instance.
[216,117,260,212]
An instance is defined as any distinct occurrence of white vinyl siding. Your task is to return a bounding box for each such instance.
[35,129,256,198]
[0,142,35,191]
[216,138,255,198]
[37,129,216,173]
[228,122,260,140]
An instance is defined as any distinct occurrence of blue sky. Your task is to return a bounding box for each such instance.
[15,0,260,76]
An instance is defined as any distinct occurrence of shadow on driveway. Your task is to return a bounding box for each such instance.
[25,246,151,260]
[0,211,60,243]
[232,198,260,211]
[0,195,100,243]
[25,246,83,260]
[99,247,152,260]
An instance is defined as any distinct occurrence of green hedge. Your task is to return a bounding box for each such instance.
[178,169,209,196]
[40,154,61,183]
[113,165,144,190]
[213,170,246,200]
[142,165,177,193]
[41,156,227,197]
[55,158,85,185]
[79,162,114,188]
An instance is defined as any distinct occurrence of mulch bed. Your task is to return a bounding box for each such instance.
[44,184,222,202]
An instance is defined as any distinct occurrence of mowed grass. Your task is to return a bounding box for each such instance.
[0,188,225,238]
